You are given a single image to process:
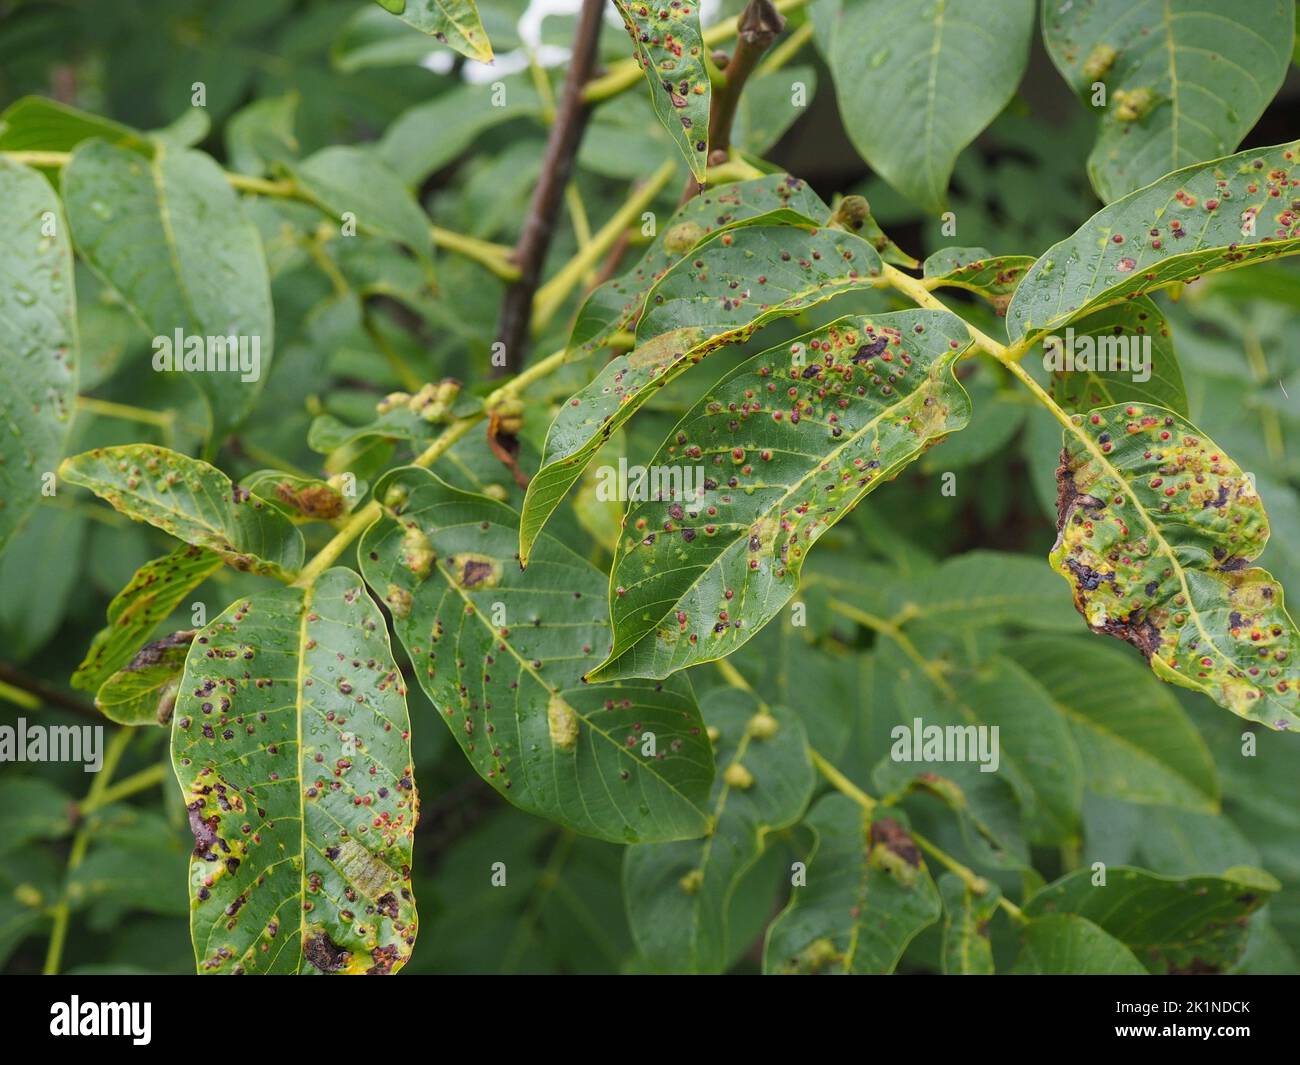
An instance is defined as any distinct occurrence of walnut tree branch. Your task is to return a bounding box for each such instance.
[493,0,606,374]
[683,0,786,200]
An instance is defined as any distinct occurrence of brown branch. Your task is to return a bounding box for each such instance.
[683,0,786,201]
[0,662,101,720]
[493,0,606,374]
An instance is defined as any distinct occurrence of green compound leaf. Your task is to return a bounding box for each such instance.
[172,568,418,974]
[1042,0,1295,203]
[612,0,711,180]
[938,872,999,975]
[1010,913,1147,974]
[623,690,814,973]
[0,158,77,556]
[1006,635,1218,811]
[358,466,714,844]
[1051,402,1300,730]
[566,174,830,363]
[96,629,194,726]
[72,544,223,693]
[289,145,433,263]
[1045,296,1188,416]
[63,140,274,448]
[589,309,971,682]
[373,0,493,64]
[824,0,1036,214]
[1006,140,1300,347]
[60,445,305,580]
[921,246,1036,315]
[1023,865,1278,973]
[763,796,941,974]
[522,225,885,564]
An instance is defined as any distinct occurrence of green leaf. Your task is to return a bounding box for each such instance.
[1050,402,1300,730]
[60,445,305,580]
[522,224,885,563]
[1042,0,1295,202]
[333,7,444,72]
[623,689,814,973]
[62,139,274,445]
[290,145,433,262]
[1005,635,1218,811]
[0,505,87,661]
[373,0,493,63]
[1046,296,1188,416]
[1006,140,1300,346]
[96,629,194,726]
[0,158,77,555]
[358,466,714,843]
[901,549,1082,632]
[888,654,1083,844]
[734,66,818,157]
[0,96,149,155]
[589,309,971,681]
[72,544,223,693]
[225,92,300,177]
[1023,865,1278,973]
[611,0,711,180]
[938,873,999,974]
[172,568,418,974]
[565,174,830,363]
[1010,913,1147,974]
[378,77,542,185]
[922,246,1035,314]
[823,0,1036,213]
[763,796,941,973]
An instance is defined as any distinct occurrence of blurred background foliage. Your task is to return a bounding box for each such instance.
[0,0,1297,973]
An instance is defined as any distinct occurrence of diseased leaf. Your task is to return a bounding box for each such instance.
[1006,141,1300,346]
[1042,0,1295,202]
[0,158,77,555]
[1006,635,1218,811]
[922,246,1035,315]
[358,466,714,844]
[60,445,305,580]
[763,796,941,974]
[172,568,418,974]
[623,690,814,973]
[565,174,829,363]
[612,0,711,180]
[823,0,1036,213]
[1023,865,1278,973]
[1011,913,1147,974]
[522,226,886,563]
[72,544,223,693]
[938,873,999,974]
[62,139,274,445]
[1046,296,1188,416]
[1051,402,1300,730]
[290,145,433,262]
[373,0,493,64]
[96,629,194,726]
[589,309,971,681]
[241,470,355,524]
